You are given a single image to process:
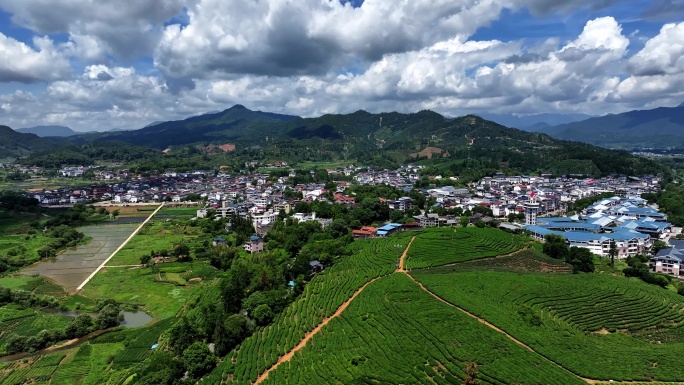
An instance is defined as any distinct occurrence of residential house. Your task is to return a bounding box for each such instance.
[244,235,264,254]
[651,240,684,278]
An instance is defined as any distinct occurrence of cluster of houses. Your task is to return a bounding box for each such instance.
[13,159,681,278]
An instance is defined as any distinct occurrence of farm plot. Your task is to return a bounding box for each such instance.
[413,269,684,381]
[110,317,176,369]
[0,307,73,355]
[259,274,585,385]
[200,234,413,385]
[0,353,66,385]
[405,227,528,270]
[106,215,207,266]
[49,342,128,385]
[20,223,139,292]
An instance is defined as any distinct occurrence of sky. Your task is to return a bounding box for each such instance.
[0,0,683,131]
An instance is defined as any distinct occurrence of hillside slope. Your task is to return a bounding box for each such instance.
[59,105,667,177]
[0,126,63,158]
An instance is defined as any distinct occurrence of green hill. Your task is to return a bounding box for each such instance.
[0,125,64,159]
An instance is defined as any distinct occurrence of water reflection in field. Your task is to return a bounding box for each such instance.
[21,219,145,292]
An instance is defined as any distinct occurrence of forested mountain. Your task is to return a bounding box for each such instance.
[86,105,299,148]
[16,125,76,137]
[540,104,684,149]
[3,105,668,178]
[0,125,64,158]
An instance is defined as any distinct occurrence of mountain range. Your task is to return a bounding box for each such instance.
[536,104,684,149]
[0,105,669,177]
[479,113,593,131]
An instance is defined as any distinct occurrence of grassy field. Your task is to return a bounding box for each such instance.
[109,215,207,266]
[259,274,586,385]
[0,276,66,297]
[404,227,529,269]
[413,268,684,381]
[78,261,216,318]
[0,210,42,234]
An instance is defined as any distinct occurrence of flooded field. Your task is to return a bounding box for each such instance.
[20,220,145,292]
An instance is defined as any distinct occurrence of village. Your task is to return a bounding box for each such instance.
[4,161,681,279]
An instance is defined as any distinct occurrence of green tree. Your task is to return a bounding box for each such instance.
[608,241,618,268]
[251,304,274,326]
[174,244,191,257]
[66,314,94,338]
[168,317,201,353]
[652,240,668,254]
[566,247,595,273]
[213,314,248,357]
[542,234,569,260]
[182,342,216,379]
[95,304,123,329]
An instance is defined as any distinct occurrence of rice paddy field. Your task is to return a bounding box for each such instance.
[20,223,141,292]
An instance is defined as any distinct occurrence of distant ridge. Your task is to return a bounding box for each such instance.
[538,105,684,149]
[84,104,300,149]
[479,113,593,131]
[16,125,76,137]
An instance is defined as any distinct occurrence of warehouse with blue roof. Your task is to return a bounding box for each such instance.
[525,197,671,259]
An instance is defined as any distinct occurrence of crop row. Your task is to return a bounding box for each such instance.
[111,317,175,368]
[260,274,585,385]
[200,234,413,385]
[405,227,527,269]
[413,269,684,381]
[0,354,65,385]
[518,285,684,332]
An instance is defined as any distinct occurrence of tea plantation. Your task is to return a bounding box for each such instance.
[258,274,586,385]
[404,227,528,269]
[413,268,684,381]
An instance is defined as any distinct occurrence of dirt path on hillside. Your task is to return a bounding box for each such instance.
[253,238,418,384]
[465,134,475,146]
[253,277,381,384]
[396,236,415,272]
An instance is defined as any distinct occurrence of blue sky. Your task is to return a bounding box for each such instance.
[0,0,682,131]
